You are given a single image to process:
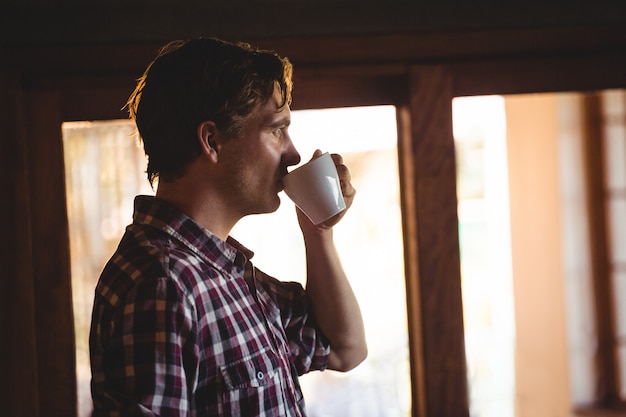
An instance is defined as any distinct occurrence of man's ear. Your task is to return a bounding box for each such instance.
[197,121,219,162]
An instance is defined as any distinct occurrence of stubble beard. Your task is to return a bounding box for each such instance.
[229,171,282,217]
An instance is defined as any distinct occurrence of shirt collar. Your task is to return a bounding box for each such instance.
[132,195,254,270]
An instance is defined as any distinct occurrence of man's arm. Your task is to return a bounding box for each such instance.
[297,151,367,372]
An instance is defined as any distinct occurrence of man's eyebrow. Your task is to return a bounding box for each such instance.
[269,117,291,127]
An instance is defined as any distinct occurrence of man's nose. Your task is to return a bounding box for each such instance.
[285,138,301,167]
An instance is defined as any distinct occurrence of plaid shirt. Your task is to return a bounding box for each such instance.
[90,196,330,416]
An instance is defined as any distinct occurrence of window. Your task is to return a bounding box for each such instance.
[452,91,626,417]
[62,120,152,416]
[453,96,515,417]
[494,90,626,416]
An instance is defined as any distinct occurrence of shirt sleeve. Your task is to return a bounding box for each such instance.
[252,267,331,375]
[90,276,198,417]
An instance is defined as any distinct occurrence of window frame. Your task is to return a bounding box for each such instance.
[573,91,626,415]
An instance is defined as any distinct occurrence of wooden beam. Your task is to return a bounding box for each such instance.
[399,64,468,416]
[24,90,76,417]
[397,105,428,417]
[4,24,626,76]
[451,50,626,97]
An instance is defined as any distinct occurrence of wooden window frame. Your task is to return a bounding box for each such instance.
[574,92,626,416]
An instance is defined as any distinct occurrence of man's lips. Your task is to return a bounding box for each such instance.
[278,171,290,191]
[277,177,286,192]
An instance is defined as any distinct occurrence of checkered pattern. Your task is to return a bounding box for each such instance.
[90,196,330,416]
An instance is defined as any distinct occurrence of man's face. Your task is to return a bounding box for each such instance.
[216,87,301,217]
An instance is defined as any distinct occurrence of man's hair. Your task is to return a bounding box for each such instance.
[127,37,293,186]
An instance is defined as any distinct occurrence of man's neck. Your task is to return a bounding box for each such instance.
[155,178,239,242]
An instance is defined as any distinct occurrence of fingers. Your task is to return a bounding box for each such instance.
[311,150,357,207]
[310,149,323,161]
[312,151,355,199]
[330,153,355,202]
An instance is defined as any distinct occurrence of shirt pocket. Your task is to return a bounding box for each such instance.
[219,348,280,390]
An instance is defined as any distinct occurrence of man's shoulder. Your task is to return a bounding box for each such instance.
[95,223,218,307]
[94,225,176,305]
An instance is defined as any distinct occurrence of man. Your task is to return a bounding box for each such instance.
[89,37,367,416]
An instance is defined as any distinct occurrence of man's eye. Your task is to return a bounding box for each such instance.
[274,128,283,136]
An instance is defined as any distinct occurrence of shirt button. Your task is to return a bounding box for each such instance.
[256,371,264,380]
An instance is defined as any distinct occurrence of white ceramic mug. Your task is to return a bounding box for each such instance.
[283,152,347,225]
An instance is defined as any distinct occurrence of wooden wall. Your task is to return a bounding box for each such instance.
[2,2,626,416]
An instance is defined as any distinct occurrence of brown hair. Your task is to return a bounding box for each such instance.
[127,37,293,185]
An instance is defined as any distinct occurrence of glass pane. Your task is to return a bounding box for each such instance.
[557,93,598,405]
[453,96,515,417]
[602,89,626,118]
[618,345,626,400]
[612,271,626,340]
[604,124,626,191]
[62,120,154,417]
[608,199,626,266]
